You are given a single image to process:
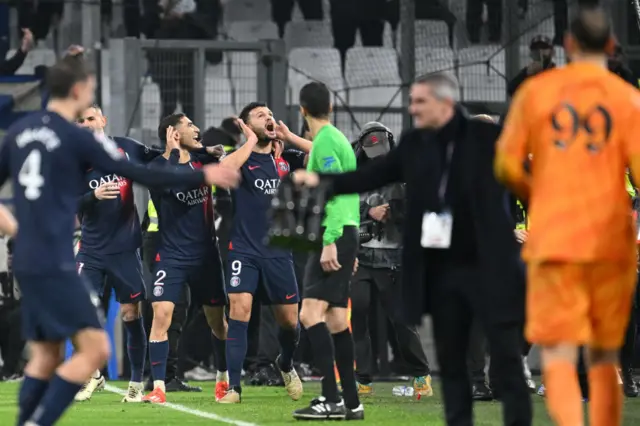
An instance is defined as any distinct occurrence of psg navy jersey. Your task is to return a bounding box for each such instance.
[0,111,206,274]
[230,149,305,258]
[78,136,162,255]
[148,150,218,265]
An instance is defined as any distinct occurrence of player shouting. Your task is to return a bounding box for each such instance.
[217,103,305,404]
[0,55,238,426]
[143,113,229,404]
[73,105,163,403]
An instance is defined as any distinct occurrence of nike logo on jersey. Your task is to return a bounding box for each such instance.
[285,293,297,300]
[130,292,142,299]
[248,165,260,170]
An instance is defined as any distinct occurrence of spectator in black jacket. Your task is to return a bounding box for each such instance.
[0,29,33,76]
[507,35,556,97]
[609,45,638,88]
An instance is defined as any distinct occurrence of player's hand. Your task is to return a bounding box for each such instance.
[321,243,341,272]
[206,144,226,158]
[166,125,181,151]
[291,170,320,187]
[272,140,284,159]
[94,182,120,200]
[514,229,528,243]
[368,204,389,222]
[203,164,240,189]
[20,29,34,53]
[276,120,293,142]
[353,258,359,275]
[236,119,258,145]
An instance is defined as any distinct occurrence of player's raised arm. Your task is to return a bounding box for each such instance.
[0,204,17,237]
[276,120,313,154]
[219,119,258,169]
[79,131,239,190]
[494,83,532,201]
[118,136,164,164]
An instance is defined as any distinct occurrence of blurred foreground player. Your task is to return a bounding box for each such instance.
[291,82,363,421]
[143,114,230,404]
[0,55,239,426]
[495,6,640,425]
[74,105,163,402]
[218,104,305,403]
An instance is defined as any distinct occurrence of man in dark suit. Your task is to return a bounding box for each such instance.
[292,72,532,426]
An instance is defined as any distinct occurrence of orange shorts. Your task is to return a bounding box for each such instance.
[526,261,637,349]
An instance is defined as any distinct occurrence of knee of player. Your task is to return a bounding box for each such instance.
[299,307,322,329]
[76,330,111,364]
[120,303,140,322]
[151,301,174,328]
[587,348,618,366]
[228,296,252,321]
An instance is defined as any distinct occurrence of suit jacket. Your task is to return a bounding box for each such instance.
[323,107,525,326]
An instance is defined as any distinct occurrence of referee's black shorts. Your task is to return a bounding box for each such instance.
[303,226,359,308]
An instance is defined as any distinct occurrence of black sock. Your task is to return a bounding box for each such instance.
[306,322,339,403]
[333,328,360,409]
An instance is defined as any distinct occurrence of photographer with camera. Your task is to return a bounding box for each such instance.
[349,122,433,397]
[507,35,556,97]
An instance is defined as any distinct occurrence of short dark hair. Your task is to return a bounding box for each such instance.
[239,102,267,123]
[157,113,186,142]
[46,55,94,99]
[569,4,611,53]
[220,117,241,137]
[299,82,331,119]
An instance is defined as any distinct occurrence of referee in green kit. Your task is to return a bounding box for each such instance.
[292,82,364,421]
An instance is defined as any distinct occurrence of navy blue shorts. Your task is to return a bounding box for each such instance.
[226,252,299,304]
[16,270,104,342]
[76,250,146,304]
[150,247,225,306]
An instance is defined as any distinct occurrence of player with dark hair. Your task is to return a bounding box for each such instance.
[0,54,238,426]
[496,5,640,425]
[142,113,230,404]
[292,82,363,421]
[74,104,164,403]
[217,103,305,404]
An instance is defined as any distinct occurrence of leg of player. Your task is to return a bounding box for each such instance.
[272,303,303,400]
[202,305,229,401]
[586,348,623,425]
[540,345,582,425]
[218,293,253,404]
[120,302,147,402]
[26,329,111,425]
[17,342,63,424]
[141,301,174,404]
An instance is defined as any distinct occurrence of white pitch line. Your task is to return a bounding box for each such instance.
[104,384,260,426]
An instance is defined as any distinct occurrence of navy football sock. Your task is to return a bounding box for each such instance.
[124,317,147,383]
[28,374,82,426]
[277,323,300,373]
[17,375,49,425]
[148,340,169,382]
[226,319,249,388]
[212,334,227,372]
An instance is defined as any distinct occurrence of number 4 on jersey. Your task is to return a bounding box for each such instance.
[18,150,44,200]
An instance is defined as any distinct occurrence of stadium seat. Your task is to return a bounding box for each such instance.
[287,48,344,105]
[398,20,451,50]
[6,48,56,75]
[140,78,161,131]
[227,21,279,42]
[204,76,236,128]
[284,21,334,50]
[224,0,271,22]
[459,67,507,102]
[345,47,401,107]
[416,47,455,76]
[227,52,258,108]
[457,46,505,76]
[354,22,396,49]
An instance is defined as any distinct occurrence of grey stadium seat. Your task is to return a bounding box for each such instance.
[227,21,279,42]
[284,21,334,51]
[345,47,401,107]
[224,0,271,22]
[287,48,344,105]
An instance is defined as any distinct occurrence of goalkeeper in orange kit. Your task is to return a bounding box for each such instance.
[494,5,640,426]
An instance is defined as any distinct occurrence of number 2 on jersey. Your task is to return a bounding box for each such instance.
[18,150,44,200]
[551,103,613,152]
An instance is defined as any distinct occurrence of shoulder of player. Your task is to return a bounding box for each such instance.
[112,136,144,149]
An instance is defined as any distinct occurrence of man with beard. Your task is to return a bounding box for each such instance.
[217,103,305,403]
[142,113,229,404]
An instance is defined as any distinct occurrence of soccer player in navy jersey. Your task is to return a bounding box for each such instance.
[217,102,306,404]
[143,113,230,405]
[73,104,164,403]
[0,55,239,426]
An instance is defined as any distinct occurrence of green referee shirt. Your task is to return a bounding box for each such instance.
[307,124,360,246]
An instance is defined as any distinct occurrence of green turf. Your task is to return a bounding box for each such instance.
[1,380,640,425]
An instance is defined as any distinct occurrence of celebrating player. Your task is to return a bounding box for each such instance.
[142,113,229,404]
[290,82,363,421]
[218,102,305,403]
[74,105,163,403]
[0,55,238,426]
[495,5,640,426]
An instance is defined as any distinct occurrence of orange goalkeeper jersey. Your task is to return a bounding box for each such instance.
[496,62,640,262]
